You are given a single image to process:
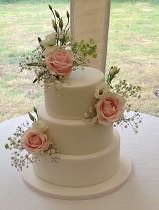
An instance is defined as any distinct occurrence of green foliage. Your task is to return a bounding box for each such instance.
[49,5,70,45]
[33,107,38,116]
[71,39,97,67]
[28,112,36,121]
[113,80,141,99]
[5,144,9,149]
[106,66,120,85]
[106,66,141,102]
[28,107,38,121]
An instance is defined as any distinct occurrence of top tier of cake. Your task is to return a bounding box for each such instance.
[44,67,104,120]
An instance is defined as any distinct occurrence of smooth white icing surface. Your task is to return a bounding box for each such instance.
[22,150,132,200]
[34,67,121,189]
[44,67,104,120]
[33,129,120,188]
[38,103,113,155]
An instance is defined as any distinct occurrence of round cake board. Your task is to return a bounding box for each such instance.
[22,150,132,200]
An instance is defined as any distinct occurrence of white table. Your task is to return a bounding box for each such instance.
[0,113,159,210]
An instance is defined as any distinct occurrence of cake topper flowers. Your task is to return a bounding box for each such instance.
[19,5,97,86]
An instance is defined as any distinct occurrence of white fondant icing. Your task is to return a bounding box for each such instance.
[44,67,104,120]
[33,129,120,187]
[30,67,123,192]
[38,103,113,155]
[22,150,132,200]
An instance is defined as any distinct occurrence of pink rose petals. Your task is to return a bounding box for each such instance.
[96,93,125,125]
[46,49,73,79]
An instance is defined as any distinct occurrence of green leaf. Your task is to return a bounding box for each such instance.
[33,107,37,115]
[59,18,63,30]
[55,10,60,19]
[38,37,42,43]
[5,144,9,149]
[33,107,38,119]
[66,11,70,19]
[28,112,35,122]
[52,19,57,32]
[48,5,53,11]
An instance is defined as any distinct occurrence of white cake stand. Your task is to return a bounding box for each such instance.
[22,150,132,200]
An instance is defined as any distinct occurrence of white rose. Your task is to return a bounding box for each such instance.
[41,32,56,48]
[94,82,110,99]
[43,46,59,56]
[32,121,48,133]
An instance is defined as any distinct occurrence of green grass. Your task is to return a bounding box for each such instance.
[0,2,69,62]
[107,2,159,116]
[0,1,159,122]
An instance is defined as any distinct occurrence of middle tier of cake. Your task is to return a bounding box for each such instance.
[38,103,114,155]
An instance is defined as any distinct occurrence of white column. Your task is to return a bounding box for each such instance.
[70,0,110,74]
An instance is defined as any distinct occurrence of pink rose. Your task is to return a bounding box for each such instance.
[96,93,125,125]
[46,49,73,78]
[21,128,50,154]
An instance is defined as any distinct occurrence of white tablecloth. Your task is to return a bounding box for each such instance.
[0,113,159,210]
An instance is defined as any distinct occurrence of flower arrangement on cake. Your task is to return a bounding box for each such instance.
[19,5,97,92]
[5,107,59,171]
[5,5,142,172]
[83,66,142,132]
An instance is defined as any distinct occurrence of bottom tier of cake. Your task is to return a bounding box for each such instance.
[22,149,132,200]
[33,129,120,187]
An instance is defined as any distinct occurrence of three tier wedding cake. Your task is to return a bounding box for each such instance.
[5,5,141,199]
